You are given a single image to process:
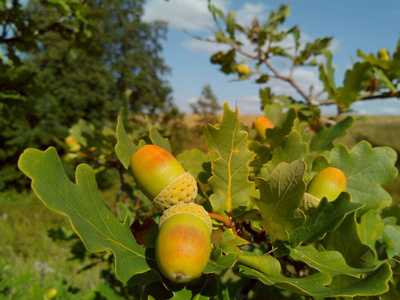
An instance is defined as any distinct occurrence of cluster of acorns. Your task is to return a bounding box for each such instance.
[130,145,212,283]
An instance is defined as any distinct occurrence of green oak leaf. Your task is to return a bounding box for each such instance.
[115,114,137,169]
[145,116,172,153]
[177,149,210,179]
[238,265,332,297]
[204,102,255,217]
[319,50,337,99]
[255,160,306,241]
[265,107,297,148]
[219,229,249,254]
[309,116,354,153]
[260,130,309,181]
[239,263,392,298]
[237,252,281,275]
[142,274,218,300]
[204,249,238,275]
[313,141,398,210]
[290,193,363,247]
[263,102,284,125]
[322,212,376,269]
[383,225,400,258]
[292,118,313,144]
[336,61,373,108]
[357,209,385,256]
[18,147,151,283]
[287,245,376,278]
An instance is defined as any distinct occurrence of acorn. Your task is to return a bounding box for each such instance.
[306,167,347,203]
[130,145,198,211]
[378,48,390,61]
[65,136,81,152]
[253,116,274,140]
[236,64,251,77]
[155,202,212,283]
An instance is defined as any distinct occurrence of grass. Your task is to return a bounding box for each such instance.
[1,114,399,297]
[0,190,109,296]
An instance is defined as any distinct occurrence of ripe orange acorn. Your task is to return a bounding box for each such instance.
[65,136,81,152]
[130,145,197,211]
[253,116,274,140]
[155,202,212,283]
[306,167,347,202]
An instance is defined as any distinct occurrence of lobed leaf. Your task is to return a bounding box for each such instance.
[239,262,392,298]
[290,193,363,247]
[115,114,137,169]
[145,116,172,153]
[309,116,354,153]
[357,209,385,256]
[219,229,249,254]
[322,212,376,269]
[260,130,309,181]
[204,102,255,217]
[286,245,376,278]
[383,225,400,258]
[18,147,151,283]
[255,160,306,241]
[336,62,373,108]
[313,141,398,210]
[177,149,210,179]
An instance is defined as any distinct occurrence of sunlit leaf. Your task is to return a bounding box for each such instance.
[310,116,354,152]
[219,229,249,254]
[18,147,151,283]
[313,141,398,210]
[177,149,210,179]
[336,62,373,108]
[204,102,255,217]
[255,160,306,241]
[115,115,137,169]
[145,116,171,153]
[260,130,309,181]
[319,50,337,99]
[357,209,385,256]
[383,225,400,258]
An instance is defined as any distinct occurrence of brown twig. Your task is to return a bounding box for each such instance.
[208,212,236,229]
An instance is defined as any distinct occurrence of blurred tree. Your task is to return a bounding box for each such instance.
[0,0,92,191]
[190,85,221,146]
[0,0,173,191]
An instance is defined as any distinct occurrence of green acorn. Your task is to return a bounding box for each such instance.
[155,202,212,283]
[130,145,197,211]
[303,167,347,212]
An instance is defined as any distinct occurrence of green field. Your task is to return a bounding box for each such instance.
[1,115,399,297]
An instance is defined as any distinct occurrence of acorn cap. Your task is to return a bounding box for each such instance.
[153,172,197,211]
[159,202,212,235]
[301,192,321,213]
[130,144,186,199]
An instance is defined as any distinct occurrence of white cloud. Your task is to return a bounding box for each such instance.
[235,3,270,25]
[182,37,231,54]
[143,0,229,32]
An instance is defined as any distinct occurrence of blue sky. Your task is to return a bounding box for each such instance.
[143,0,400,115]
